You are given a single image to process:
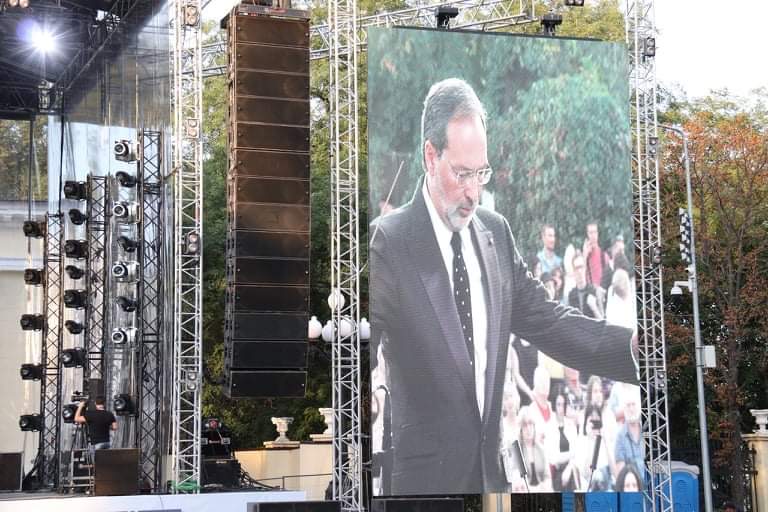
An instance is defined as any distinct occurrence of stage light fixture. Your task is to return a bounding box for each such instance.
[116,296,139,313]
[20,363,43,381]
[111,327,137,345]
[115,171,137,188]
[63,181,87,200]
[19,414,43,432]
[435,5,458,28]
[64,239,88,259]
[643,37,656,57]
[65,320,85,335]
[62,404,77,423]
[65,265,85,280]
[22,220,45,238]
[61,347,87,368]
[20,314,44,331]
[112,201,138,223]
[113,140,136,162]
[184,231,200,255]
[117,235,139,253]
[184,4,200,26]
[63,289,88,309]
[23,268,44,286]
[8,0,19,6]
[113,394,136,416]
[111,261,138,282]
[540,11,563,36]
[564,0,584,6]
[68,208,88,225]
[184,118,200,138]
[648,136,659,158]
[184,369,200,392]
[204,418,221,431]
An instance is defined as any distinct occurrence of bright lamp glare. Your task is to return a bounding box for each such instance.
[33,28,55,54]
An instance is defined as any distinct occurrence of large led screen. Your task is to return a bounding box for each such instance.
[368,27,641,496]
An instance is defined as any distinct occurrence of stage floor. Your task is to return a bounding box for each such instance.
[0,489,305,511]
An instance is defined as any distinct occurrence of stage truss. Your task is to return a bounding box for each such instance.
[171,0,203,493]
[625,1,673,511]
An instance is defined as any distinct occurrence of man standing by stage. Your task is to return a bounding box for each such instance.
[370,77,638,495]
[75,397,117,454]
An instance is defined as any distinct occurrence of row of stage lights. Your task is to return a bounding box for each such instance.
[18,141,145,430]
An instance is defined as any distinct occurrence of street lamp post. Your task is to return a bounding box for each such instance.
[661,124,713,512]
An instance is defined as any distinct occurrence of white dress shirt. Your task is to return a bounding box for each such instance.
[422,181,489,416]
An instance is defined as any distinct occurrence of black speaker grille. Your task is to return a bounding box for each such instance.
[226,12,310,398]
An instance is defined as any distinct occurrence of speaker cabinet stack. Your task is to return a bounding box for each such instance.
[225,4,311,398]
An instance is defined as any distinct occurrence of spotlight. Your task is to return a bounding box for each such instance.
[24,268,44,286]
[115,171,137,188]
[19,414,43,432]
[111,261,139,282]
[65,320,85,335]
[184,231,201,255]
[113,140,136,162]
[564,0,584,5]
[116,296,139,312]
[68,208,88,225]
[62,404,78,424]
[113,394,136,416]
[204,418,222,431]
[185,369,200,392]
[112,201,138,223]
[63,289,88,309]
[117,235,139,253]
[540,11,563,36]
[643,36,656,58]
[22,220,45,238]
[435,5,458,28]
[63,181,87,200]
[8,0,18,5]
[19,0,29,7]
[64,239,88,259]
[20,314,44,331]
[111,327,137,345]
[20,363,43,381]
[184,4,200,26]
[61,347,87,368]
[184,118,200,138]
[65,265,85,280]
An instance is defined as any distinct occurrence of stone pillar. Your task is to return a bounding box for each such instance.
[742,409,768,512]
[264,416,300,448]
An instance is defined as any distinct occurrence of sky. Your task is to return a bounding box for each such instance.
[204,0,768,100]
[655,0,768,100]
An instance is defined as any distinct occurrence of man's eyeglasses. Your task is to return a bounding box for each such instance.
[447,161,493,186]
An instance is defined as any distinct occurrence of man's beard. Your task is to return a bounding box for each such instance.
[445,202,476,231]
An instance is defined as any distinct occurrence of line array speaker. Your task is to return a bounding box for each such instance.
[0,453,22,491]
[225,6,311,398]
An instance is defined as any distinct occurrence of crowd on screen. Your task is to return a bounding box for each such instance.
[502,221,643,493]
[370,219,644,494]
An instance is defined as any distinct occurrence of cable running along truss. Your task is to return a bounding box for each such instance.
[137,130,165,491]
[171,0,203,493]
[625,1,673,511]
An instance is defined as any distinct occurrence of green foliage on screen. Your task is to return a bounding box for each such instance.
[367,27,632,260]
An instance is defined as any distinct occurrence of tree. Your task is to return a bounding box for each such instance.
[661,90,768,505]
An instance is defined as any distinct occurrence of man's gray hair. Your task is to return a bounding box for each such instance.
[421,78,487,169]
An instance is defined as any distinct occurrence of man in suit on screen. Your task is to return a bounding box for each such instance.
[369,78,638,495]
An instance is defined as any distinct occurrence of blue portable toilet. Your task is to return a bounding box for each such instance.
[671,460,700,512]
[585,491,618,512]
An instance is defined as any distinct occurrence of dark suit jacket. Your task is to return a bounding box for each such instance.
[370,187,637,495]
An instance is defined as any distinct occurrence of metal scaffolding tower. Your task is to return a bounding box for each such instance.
[625,1,673,511]
[327,0,363,508]
[84,176,109,394]
[40,212,64,488]
[171,0,203,493]
[137,130,165,491]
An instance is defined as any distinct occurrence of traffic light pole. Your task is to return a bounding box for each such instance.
[663,124,713,512]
